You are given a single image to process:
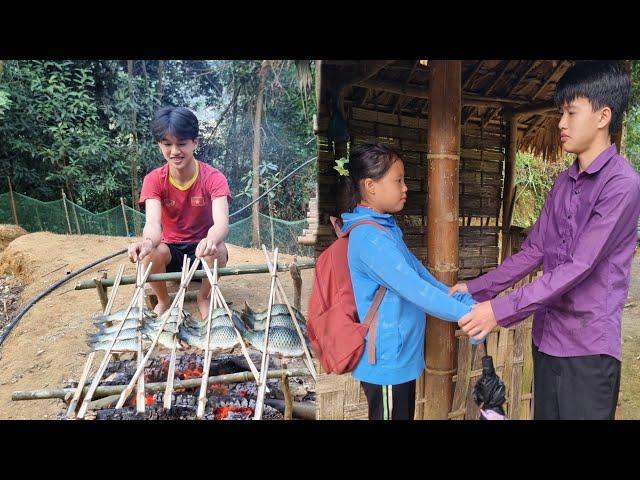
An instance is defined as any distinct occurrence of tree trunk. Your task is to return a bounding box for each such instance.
[128,60,141,233]
[251,60,269,247]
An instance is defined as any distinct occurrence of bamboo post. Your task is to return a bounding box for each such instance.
[77,262,153,418]
[197,259,218,418]
[66,264,125,419]
[163,255,190,410]
[266,180,275,251]
[71,199,81,235]
[61,189,73,234]
[422,60,461,420]
[281,361,293,420]
[94,271,109,311]
[7,177,19,226]
[501,111,518,262]
[254,247,279,420]
[289,257,302,311]
[115,259,201,410]
[120,197,130,237]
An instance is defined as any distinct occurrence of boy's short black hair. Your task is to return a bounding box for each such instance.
[151,106,199,142]
[554,61,631,134]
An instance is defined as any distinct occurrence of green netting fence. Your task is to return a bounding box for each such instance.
[0,192,313,258]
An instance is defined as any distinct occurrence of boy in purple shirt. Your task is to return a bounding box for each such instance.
[451,61,640,419]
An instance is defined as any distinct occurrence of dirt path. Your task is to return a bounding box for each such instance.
[0,232,313,419]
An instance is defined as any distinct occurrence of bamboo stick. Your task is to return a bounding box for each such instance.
[72,199,81,235]
[197,259,218,418]
[120,197,130,237]
[254,247,279,420]
[115,259,201,409]
[7,177,19,226]
[66,264,125,419]
[136,264,145,414]
[75,261,316,290]
[13,368,312,402]
[281,361,292,420]
[163,256,190,410]
[61,189,72,234]
[77,262,153,418]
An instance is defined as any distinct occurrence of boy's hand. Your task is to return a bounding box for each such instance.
[196,237,218,258]
[448,283,469,296]
[128,239,153,262]
[458,301,497,340]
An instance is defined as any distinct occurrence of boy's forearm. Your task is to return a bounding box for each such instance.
[142,224,162,247]
[206,222,229,245]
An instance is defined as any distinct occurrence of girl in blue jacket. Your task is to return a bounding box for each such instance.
[341,142,477,420]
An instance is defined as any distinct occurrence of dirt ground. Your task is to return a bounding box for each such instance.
[619,252,640,419]
[0,231,313,419]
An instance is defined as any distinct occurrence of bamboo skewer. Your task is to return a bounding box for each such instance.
[254,247,278,420]
[202,261,261,385]
[115,258,201,409]
[77,262,152,419]
[261,245,317,381]
[197,259,218,418]
[66,265,126,419]
[136,263,146,413]
[163,256,190,410]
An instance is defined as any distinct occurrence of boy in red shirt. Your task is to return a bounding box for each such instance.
[128,106,232,319]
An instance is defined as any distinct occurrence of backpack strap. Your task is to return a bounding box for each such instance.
[363,285,386,365]
[329,216,388,365]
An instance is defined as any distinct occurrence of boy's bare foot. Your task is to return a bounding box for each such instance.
[197,296,209,321]
[153,300,171,317]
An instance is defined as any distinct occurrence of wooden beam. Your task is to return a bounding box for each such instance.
[481,60,540,128]
[462,61,484,90]
[532,60,570,100]
[393,60,420,114]
[422,60,461,420]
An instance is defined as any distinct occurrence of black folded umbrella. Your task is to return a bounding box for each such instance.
[472,341,507,420]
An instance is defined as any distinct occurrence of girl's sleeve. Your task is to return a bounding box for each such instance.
[349,226,472,323]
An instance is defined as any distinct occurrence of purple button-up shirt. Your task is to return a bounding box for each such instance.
[467,144,640,360]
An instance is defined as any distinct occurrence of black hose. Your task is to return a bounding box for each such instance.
[0,248,127,346]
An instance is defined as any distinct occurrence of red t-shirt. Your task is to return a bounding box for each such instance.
[139,160,232,244]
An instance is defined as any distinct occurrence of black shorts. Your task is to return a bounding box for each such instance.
[165,242,229,273]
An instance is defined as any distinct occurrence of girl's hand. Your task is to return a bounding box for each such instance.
[448,283,469,296]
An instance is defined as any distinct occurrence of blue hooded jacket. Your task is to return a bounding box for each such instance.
[342,206,478,386]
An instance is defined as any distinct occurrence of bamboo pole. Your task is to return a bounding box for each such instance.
[7,177,19,226]
[120,197,131,237]
[281,361,292,420]
[13,368,312,402]
[501,111,519,262]
[197,259,218,418]
[422,60,461,420]
[75,261,316,290]
[66,264,125,419]
[77,262,153,418]
[71,199,81,235]
[115,259,201,410]
[254,247,279,420]
[61,189,72,234]
[136,264,145,413]
[163,256,190,410]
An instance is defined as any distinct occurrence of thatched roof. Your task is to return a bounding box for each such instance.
[322,60,573,161]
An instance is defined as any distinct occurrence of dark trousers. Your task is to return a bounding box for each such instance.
[361,380,416,420]
[532,343,621,420]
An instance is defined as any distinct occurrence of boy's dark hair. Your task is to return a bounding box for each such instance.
[347,141,400,208]
[151,106,199,142]
[554,61,631,135]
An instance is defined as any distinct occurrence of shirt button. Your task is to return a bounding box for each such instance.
[568,214,572,219]
[574,189,579,194]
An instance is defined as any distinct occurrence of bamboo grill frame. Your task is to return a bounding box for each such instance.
[253,247,279,420]
[66,264,126,419]
[77,262,153,418]
[115,259,201,410]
